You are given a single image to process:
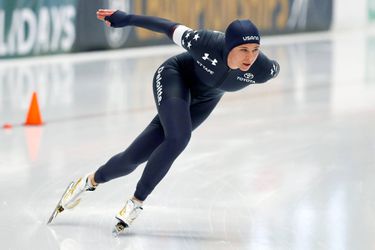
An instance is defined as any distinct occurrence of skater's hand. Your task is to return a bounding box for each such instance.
[96,9,116,27]
[96,9,130,28]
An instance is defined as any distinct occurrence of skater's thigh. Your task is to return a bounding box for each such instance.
[152,63,190,107]
[190,95,223,130]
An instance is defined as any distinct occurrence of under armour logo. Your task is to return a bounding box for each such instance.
[202,53,218,66]
[244,73,254,79]
[270,63,277,76]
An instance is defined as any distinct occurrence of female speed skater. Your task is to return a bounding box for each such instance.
[47,9,280,235]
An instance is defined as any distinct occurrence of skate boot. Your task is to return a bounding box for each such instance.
[47,174,97,224]
[112,199,143,236]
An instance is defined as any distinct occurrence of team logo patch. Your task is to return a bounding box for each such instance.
[270,63,278,77]
[202,53,218,66]
[155,66,164,105]
[237,72,255,83]
[244,73,254,79]
[242,35,260,42]
[183,30,200,49]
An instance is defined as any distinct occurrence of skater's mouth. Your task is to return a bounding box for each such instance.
[241,63,251,69]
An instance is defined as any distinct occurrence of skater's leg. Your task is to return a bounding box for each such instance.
[131,61,193,201]
[94,116,164,183]
[132,96,223,201]
[134,97,192,201]
[94,59,190,186]
[190,95,223,130]
[112,97,191,234]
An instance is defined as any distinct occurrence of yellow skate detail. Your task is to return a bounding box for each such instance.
[64,177,82,198]
[119,207,126,217]
[65,198,81,209]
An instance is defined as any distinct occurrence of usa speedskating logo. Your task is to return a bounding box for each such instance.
[242,35,260,42]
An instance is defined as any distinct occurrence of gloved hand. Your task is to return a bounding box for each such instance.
[96,9,131,28]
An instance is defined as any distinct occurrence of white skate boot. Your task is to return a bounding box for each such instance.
[47,174,97,224]
[112,199,143,236]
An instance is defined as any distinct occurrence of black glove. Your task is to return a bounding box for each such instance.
[104,10,131,28]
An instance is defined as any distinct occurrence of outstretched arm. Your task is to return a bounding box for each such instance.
[96,9,184,40]
[252,52,280,83]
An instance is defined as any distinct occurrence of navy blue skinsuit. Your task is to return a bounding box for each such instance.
[94,12,280,201]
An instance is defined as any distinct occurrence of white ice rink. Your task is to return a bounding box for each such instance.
[1,28,375,250]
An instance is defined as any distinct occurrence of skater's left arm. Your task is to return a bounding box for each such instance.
[97,9,179,40]
[251,52,280,83]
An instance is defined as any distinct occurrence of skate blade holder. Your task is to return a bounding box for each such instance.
[112,221,129,237]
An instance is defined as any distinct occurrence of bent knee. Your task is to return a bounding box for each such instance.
[165,132,191,152]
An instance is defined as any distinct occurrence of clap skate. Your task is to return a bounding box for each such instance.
[47,175,96,224]
[112,199,143,236]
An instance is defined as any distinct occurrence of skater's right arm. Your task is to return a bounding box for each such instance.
[96,9,180,40]
[96,9,212,50]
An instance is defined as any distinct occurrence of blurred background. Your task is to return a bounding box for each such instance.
[0,0,335,58]
[0,0,373,56]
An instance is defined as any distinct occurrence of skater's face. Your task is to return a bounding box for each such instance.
[227,43,260,71]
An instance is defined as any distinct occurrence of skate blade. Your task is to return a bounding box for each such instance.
[112,221,128,237]
[47,181,74,224]
[47,205,64,224]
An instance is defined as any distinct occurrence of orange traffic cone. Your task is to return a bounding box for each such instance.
[24,92,43,126]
